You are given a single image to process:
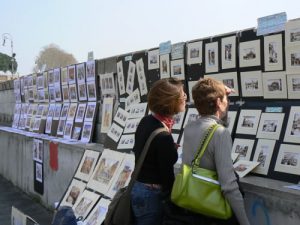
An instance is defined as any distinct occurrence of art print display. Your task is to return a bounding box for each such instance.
[47,104,55,117]
[53,104,62,120]
[285,45,300,74]
[205,42,219,73]
[61,67,68,85]
[76,63,86,84]
[53,68,61,85]
[107,154,135,198]
[172,111,186,130]
[262,71,287,99]
[252,139,276,175]
[60,179,86,207]
[186,41,202,65]
[240,71,263,97]
[148,49,159,70]
[75,103,87,123]
[116,60,125,95]
[117,134,135,149]
[101,97,114,133]
[75,149,100,182]
[239,40,261,67]
[87,149,124,194]
[136,58,148,96]
[256,113,285,140]
[231,138,255,161]
[49,86,56,102]
[264,34,283,71]
[100,73,116,95]
[33,139,43,163]
[221,36,236,69]
[45,117,52,134]
[123,118,141,134]
[284,106,300,143]
[86,60,96,81]
[286,74,300,99]
[32,118,42,132]
[62,85,70,102]
[128,102,147,119]
[275,144,300,175]
[125,88,141,111]
[35,162,43,183]
[37,75,44,89]
[107,122,124,143]
[37,89,45,102]
[160,54,170,79]
[48,70,54,86]
[78,83,87,101]
[67,103,78,120]
[236,109,262,135]
[72,190,100,219]
[60,103,70,119]
[72,126,82,140]
[69,83,78,102]
[85,102,97,122]
[64,120,74,139]
[183,107,199,128]
[233,160,260,178]
[84,198,111,225]
[126,61,136,95]
[113,107,128,127]
[170,59,185,80]
[68,65,76,84]
[57,119,66,136]
[227,110,237,134]
[285,19,300,46]
[87,81,97,101]
[79,122,93,143]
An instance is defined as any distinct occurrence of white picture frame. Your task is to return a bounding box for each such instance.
[123,118,141,134]
[75,149,100,182]
[68,65,76,84]
[61,67,68,85]
[221,36,236,69]
[101,97,114,133]
[67,103,78,120]
[76,63,86,84]
[240,71,263,97]
[107,122,124,143]
[57,119,66,136]
[286,45,300,74]
[60,103,70,119]
[62,85,70,102]
[78,83,87,101]
[252,139,276,175]
[100,73,116,95]
[85,102,97,122]
[69,83,78,102]
[32,139,43,163]
[186,41,202,65]
[284,106,300,143]
[86,60,96,81]
[170,59,185,80]
[287,74,300,99]
[60,179,86,207]
[160,54,170,79]
[116,60,126,95]
[75,103,87,123]
[84,198,111,225]
[236,109,262,135]
[72,190,100,219]
[231,138,255,161]
[148,49,159,70]
[81,121,93,143]
[233,160,260,178]
[239,40,261,67]
[285,19,300,46]
[126,61,136,95]
[113,107,129,127]
[117,134,135,150]
[128,103,147,119]
[136,58,148,96]
[87,81,97,101]
[125,88,141,111]
[264,34,283,71]
[256,112,285,140]
[205,41,219,73]
[64,120,74,139]
[262,71,287,99]
[35,162,43,183]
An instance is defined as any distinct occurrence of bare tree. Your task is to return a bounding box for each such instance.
[33,44,77,72]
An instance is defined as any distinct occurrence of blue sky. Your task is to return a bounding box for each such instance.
[0,0,299,75]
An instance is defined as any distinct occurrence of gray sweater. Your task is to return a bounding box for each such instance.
[182,115,250,225]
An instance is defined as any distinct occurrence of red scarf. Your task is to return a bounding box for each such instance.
[153,114,174,132]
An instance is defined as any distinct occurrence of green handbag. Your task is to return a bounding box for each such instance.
[171,124,232,219]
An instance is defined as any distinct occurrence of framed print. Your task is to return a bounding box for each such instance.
[69,83,78,102]
[75,149,100,182]
[87,149,124,194]
[233,160,260,178]
[48,70,54,86]
[64,120,74,139]
[78,83,87,101]
[72,126,82,140]
[287,74,300,99]
[128,103,147,119]
[76,63,86,84]
[85,102,97,122]
[101,97,114,133]
[68,65,76,84]
[183,108,199,128]
[286,45,300,74]
[148,49,159,70]
[239,40,261,67]
[284,106,300,143]
[43,71,48,88]
[186,41,202,65]
[107,122,124,143]
[45,117,52,134]
[231,152,239,163]
[204,72,239,97]
[126,61,136,95]
[100,73,116,95]
[75,103,87,123]
[231,138,255,161]
[160,54,170,79]
[11,206,27,225]
[57,119,66,136]
[275,144,300,175]
[86,60,96,81]
[117,134,135,149]
[264,34,283,71]
[61,67,68,85]
[72,190,100,219]
[36,105,44,117]
[107,154,135,198]
[252,139,276,175]
[116,60,125,95]
[113,107,129,127]
[262,71,287,99]
[60,179,86,207]
[32,118,42,132]
[67,103,78,120]
[53,103,62,120]
[87,81,97,101]
[256,112,285,140]
[236,109,262,135]
[125,88,141,111]
[172,111,186,130]
[47,104,55,117]
[136,58,148,96]
[60,103,70,119]
[240,71,263,97]
[35,162,43,183]
[84,198,111,225]
[221,36,236,69]
[285,19,300,46]
[54,68,61,84]
[227,110,237,134]
[170,59,185,80]
[62,85,70,102]
[81,121,93,143]
[123,118,141,134]
[33,139,43,163]
[205,42,219,73]
[37,75,44,89]
[41,104,49,119]
[49,86,56,102]
[37,89,45,102]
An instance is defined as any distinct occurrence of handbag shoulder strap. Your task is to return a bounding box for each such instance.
[192,123,221,166]
[127,127,168,190]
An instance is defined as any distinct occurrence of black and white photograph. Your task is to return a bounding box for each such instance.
[264,34,283,71]
[262,71,287,99]
[35,162,43,183]
[86,60,96,81]
[126,62,136,95]
[286,74,300,99]
[186,41,202,65]
[87,81,97,101]
[231,138,255,161]
[233,160,260,178]
[85,102,97,122]
[116,60,125,95]
[136,58,148,96]
[68,65,76,84]
[221,36,236,69]
[183,108,199,128]
[236,109,261,135]
[284,106,300,143]
[113,107,128,127]
[117,134,135,149]
[125,88,141,111]
[286,46,300,74]
[240,71,263,97]
[172,111,186,130]
[33,139,43,163]
[75,103,87,123]
[256,112,285,140]
[285,19,300,46]
[76,63,86,84]
[275,144,300,175]
[148,49,159,70]
[170,59,185,80]
[107,122,124,143]
[239,40,261,67]
[75,149,100,182]
[81,121,93,143]
[205,42,219,73]
[128,102,147,119]
[160,54,170,79]
[123,118,141,134]
[100,73,115,95]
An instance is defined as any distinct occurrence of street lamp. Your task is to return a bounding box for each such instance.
[2,33,15,77]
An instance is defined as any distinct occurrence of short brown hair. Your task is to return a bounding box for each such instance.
[148,78,183,116]
[192,77,226,116]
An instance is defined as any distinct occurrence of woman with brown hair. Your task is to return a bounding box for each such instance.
[131,77,186,225]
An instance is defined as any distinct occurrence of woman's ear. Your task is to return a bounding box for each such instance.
[216,97,222,109]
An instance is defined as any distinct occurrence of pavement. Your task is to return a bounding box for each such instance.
[0,175,54,225]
